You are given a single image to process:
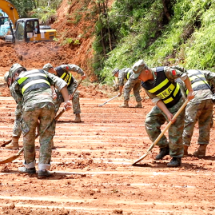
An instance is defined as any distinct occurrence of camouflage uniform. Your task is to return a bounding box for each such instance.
[118,68,142,102]
[182,70,215,147]
[52,64,84,114]
[9,83,22,138]
[143,67,187,158]
[11,69,67,171]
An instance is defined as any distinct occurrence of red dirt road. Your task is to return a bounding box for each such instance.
[0,70,215,214]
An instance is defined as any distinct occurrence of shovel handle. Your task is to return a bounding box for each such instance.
[98,95,118,107]
[1,79,83,148]
[132,99,189,165]
[1,139,12,147]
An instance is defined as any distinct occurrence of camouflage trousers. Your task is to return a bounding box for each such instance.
[145,98,185,158]
[54,78,81,114]
[183,99,213,146]
[124,79,142,102]
[22,103,55,170]
[12,114,22,138]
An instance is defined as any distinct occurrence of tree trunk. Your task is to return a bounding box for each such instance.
[162,0,171,21]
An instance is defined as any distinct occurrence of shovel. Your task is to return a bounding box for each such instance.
[1,79,83,147]
[132,99,189,166]
[98,94,119,107]
[0,107,66,165]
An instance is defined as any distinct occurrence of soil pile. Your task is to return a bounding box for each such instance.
[0,0,100,81]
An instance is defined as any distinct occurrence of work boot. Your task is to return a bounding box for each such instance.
[155,146,169,160]
[5,137,19,150]
[135,101,142,108]
[119,100,129,108]
[183,145,189,156]
[193,144,207,158]
[167,157,181,167]
[18,167,36,174]
[38,170,53,179]
[74,113,81,123]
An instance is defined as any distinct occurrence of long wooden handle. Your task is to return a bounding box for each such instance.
[1,79,83,147]
[70,79,82,99]
[99,95,118,107]
[132,99,189,166]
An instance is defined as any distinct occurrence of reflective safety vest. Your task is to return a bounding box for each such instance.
[186,70,210,94]
[141,67,181,108]
[124,68,132,81]
[55,66,73,86]
[17,69,50,95]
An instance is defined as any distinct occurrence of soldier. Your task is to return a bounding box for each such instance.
[112,68,143,108]
[4,71,22,150]
[179,69,215,157]
[9,63,72,178]
[130,60,194,167]
[112,68,142,108]
[43,63,86,122]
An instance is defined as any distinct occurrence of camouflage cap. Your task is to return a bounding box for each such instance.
[4,71,9,83]
[43,63,53,71]
[112,68,119,76]
[130,59,148,79]
[9,63,25,79]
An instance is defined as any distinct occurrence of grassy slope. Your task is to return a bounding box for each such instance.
[100,0,215,84]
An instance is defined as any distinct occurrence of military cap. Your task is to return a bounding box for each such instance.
[112,68,119,76]
[130,59,148,79]
[43,63,53,71]
[9,63,26,79]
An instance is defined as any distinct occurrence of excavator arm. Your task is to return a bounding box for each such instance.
[0,0,19,26]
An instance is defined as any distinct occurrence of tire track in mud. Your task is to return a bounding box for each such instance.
[0,96,215,214]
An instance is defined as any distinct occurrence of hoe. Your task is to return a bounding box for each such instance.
[0,79,82,164]
[132,99,189,166]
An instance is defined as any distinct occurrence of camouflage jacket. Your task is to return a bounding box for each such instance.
[11,69,67,111]
[181,69,215,102]
[118,68,133,86]
[56,64,84,76]
[9,82,22,116]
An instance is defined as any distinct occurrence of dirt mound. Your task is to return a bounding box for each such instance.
[0,0,101,81]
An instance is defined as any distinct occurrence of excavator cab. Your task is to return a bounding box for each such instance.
[0,17,11,38]
[14,18,56,43]
[15,18,39,42]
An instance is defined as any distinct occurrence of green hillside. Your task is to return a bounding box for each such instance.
[93,0,215,83]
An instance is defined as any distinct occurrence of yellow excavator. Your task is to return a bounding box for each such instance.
[0,0,56,43]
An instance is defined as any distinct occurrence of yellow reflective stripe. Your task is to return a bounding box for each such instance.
[192,81,208,88]
[127,72,131,80]
[156,84,175,99]
[61,72,67,79]
[18,77,28,85]
[67,73,72,85]
[173,83,180,97]
[163,97,174,104]
[22,79,50,94]
[148,78,169,93]
[189,74,204,81]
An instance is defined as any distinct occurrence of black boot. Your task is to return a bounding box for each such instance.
[38,170,53,179]
[18,167,36,174]
[167,157,181,167]
[155,146,169,160]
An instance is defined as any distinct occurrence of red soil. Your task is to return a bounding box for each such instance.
[0,0,215,214]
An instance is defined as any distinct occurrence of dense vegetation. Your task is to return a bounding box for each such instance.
[8,0,62,23]
[6,0,215,84]
[92,0,215,83]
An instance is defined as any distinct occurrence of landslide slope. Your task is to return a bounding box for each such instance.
[0,0,100,80]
